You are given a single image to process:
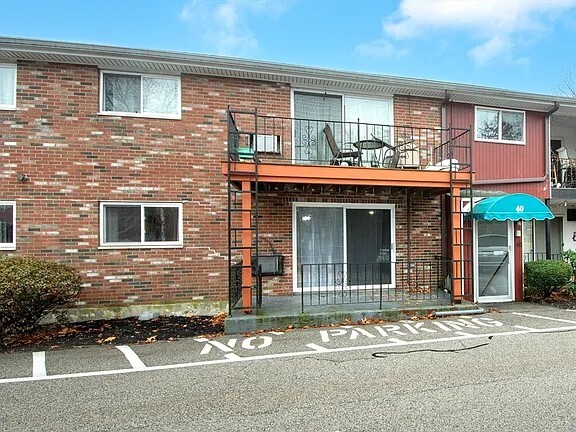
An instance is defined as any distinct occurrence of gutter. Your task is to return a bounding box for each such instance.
[2,36,576,112]
[475,177,547,185]
[545,102,560,259]
[545,102,561,194]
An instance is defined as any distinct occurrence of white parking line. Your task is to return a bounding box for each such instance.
[306,343,331,352]
[116,346,147,370]
[2,323,575,385]
[32,352,46,378]
[514,325,538,331]
[512,312,576,324]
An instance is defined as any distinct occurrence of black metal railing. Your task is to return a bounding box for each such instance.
[551,152,576,188]
[229,262,243,313]
[299,258,451,311]
[228,112,471,171]
[523,252,563,262]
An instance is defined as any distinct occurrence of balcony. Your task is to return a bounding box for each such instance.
[223,111,472,192]
[552,151,576,188]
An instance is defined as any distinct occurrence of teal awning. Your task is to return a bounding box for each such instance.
[472,193,554,221]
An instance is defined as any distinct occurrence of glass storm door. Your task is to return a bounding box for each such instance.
[476,220,513,301]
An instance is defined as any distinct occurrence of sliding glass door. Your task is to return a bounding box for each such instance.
[293,92,391,164]
[293,92,341,163]
[295,204,395,290]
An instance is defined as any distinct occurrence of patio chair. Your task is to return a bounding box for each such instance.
[557,146,571,186]
[322,124,360,165]
[382,147,400,168]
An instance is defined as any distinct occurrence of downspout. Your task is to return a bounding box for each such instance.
[441,90,451,127]
[545,102,560,259]
[440,91,451,261]
[406,190,411,264]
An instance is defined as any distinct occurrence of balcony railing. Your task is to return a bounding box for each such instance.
[228,111,471,171]
[299,258,451,311]
[523,252,563,262]
[551,152,576,188]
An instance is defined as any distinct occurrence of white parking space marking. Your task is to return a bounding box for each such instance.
[224,353,242,360]
[514,325,538,331]
[306,343,331,352]
[32,352,46,378]
[3,323,576,385]
[512,312,576,324]
[116,346,147,370]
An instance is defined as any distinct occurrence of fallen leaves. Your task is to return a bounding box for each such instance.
[96,336,117,344]
[1,315,225,352]
[211,311,228,326]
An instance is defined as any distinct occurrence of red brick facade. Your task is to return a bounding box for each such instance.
[0,60,444,309]
[257,192,442,295]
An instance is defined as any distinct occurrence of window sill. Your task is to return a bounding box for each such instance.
[97,111,182,120]
[0,105,16,111]
[98,243,183,250]
[0,245,16,250]
[475,138,525,145]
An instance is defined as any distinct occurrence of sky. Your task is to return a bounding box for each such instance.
[2,0,576,96]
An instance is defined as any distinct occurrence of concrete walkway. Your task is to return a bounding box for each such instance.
[225,295,481,334]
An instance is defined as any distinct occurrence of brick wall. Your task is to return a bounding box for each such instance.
[256,191,442,295]
[394,95,442,128]
[0,61,443,308]
[0,61,290,307]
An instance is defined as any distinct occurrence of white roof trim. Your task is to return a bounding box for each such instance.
[2,36,576,114]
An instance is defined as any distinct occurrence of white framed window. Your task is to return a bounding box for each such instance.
[0,201,16,250]
[99,202,183,248]
[99,71,181,119]
[0,64,17,110]
[475,106,525,144]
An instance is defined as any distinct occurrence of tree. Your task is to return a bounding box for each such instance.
[558,66,576,98]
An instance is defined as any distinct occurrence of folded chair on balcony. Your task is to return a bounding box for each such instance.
[322,124,360,165]
[382,147,401,168]
[557,146,571,186]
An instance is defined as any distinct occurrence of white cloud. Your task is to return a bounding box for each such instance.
[383,0,576,65]
[467,35,512,66]
[355,39,409,59]
[179,0,290,56]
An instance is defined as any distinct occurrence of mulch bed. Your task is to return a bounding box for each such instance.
[525,290,576,310]
[0,313,226,352]
[2,292,576,352]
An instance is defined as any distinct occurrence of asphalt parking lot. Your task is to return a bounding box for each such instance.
[1,302,575,385]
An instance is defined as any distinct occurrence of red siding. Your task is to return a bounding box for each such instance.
[447,102,548,199]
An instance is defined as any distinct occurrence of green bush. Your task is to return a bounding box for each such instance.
[562,249,576,281]
[524,259,572,298]
[0,256,83,339]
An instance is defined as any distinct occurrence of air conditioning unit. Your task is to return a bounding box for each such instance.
[254,254,284,276]
[251,134,280,154]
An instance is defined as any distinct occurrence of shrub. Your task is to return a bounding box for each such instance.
[562,249,576,282]
[524,259,572,298]
[0,256,83,339]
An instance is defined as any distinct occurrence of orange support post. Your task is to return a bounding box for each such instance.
[241,181,253,310]
[451,187,463,303]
